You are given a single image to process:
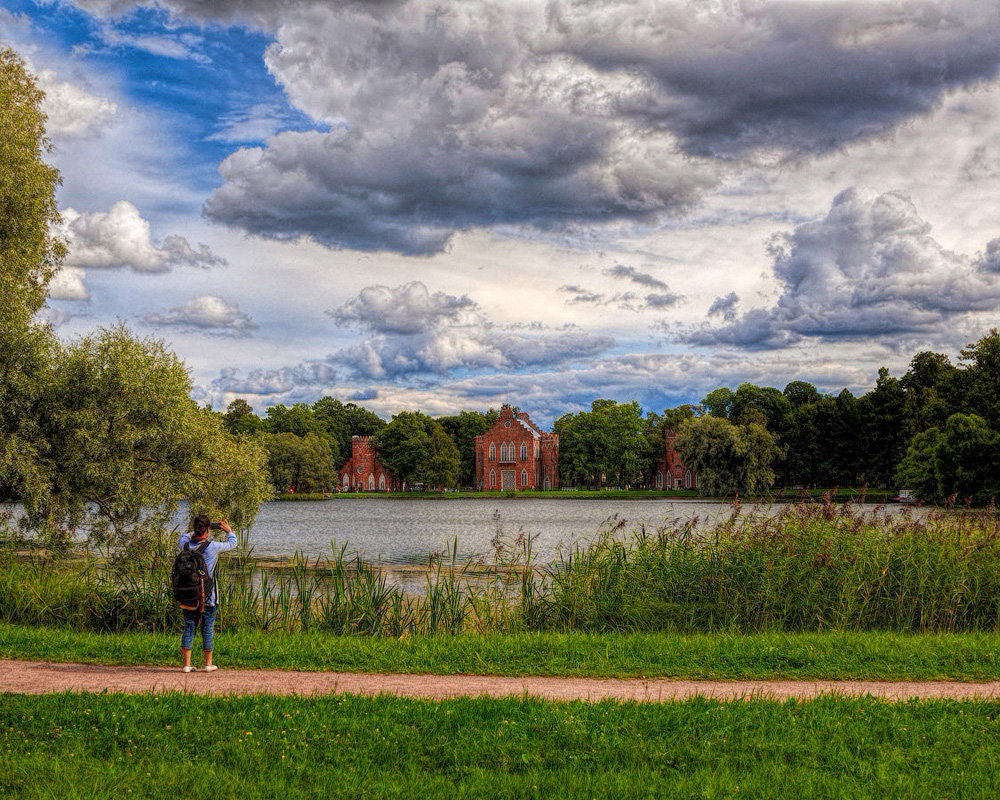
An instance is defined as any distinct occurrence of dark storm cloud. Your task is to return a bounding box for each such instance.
[556,0,1000,159]
[683,187,1000,349]
[77,1,1000,255]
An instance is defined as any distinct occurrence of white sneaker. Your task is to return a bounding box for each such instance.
[182,665,196,673]
[202,665,218,672]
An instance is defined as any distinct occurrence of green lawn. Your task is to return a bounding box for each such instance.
[3,623,999,680]
[2,692,999,799]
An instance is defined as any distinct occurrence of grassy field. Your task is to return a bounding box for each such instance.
[4,624,1000,680]
[2,692,999,799]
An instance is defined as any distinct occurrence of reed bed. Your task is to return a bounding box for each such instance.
[3,501,1000,635]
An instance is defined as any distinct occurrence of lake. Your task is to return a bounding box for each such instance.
[244,498,925,564]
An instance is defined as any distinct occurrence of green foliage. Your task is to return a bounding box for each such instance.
[222,398,262,436]
[674,415,777,495]
[0,49,65,508]
[897,413,1000,503]
[262,431,336,493]
[437,409,496,487]
[554,400,647,488]
[371,411,459,488]
[27,326,271,548]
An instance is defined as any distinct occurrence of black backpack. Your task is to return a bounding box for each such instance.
[171,541,213,611]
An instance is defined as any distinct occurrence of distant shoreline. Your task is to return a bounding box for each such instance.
[273,488,897,503]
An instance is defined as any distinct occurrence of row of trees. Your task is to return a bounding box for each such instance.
[220,326,1000,501]
[0,49,271,553]
[222,399,500,492]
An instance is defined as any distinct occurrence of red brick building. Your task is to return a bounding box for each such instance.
[475,407,559,490]
[338,435,401,492]
[655,429,697,490]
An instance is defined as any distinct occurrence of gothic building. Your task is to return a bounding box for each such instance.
[655,429,697,490]
[474,407,559,491]
[338,435,401,492]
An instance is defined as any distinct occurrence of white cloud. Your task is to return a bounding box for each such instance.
[47,266,90,301]
[36,69,117,138]
[58,201,226,273]
[683,187,1000,348]
[329,281,615,379]
[143,294,257,334]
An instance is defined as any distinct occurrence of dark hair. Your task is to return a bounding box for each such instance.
[192,514,211,538]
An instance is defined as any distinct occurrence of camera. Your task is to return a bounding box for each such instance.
[209,522,222,530]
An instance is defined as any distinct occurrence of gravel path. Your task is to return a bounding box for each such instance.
[4,659,1000,701]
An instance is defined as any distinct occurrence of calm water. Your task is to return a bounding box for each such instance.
[244,498,926,564]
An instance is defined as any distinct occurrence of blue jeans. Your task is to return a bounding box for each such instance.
[180,605,216,651]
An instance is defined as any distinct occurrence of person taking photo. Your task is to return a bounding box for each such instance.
[177,515,236,672]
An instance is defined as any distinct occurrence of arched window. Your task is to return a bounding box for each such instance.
[499,443,507,461]
[489,443,496,461]
[378,474,385,490]
[656,471,663,489]
[342,473,350,488]
[368,474,375,491]
[685,470,692,489]
[521,469,528,487]
[490,469,496,488]
[520,443,527,461]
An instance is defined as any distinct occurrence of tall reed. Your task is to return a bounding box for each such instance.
[5,502,1000,635]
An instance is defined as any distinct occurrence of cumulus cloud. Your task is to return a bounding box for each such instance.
[683,187,1000,348]
[187,0,1000,254]
[36,69,117,138]
[47,266,90,301]
[143,295,257,335]
[58,201,226,273]
[328,281,614,379]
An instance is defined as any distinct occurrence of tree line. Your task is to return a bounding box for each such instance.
[226,328,1000,503]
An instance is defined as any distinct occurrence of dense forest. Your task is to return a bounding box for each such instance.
[221,328,1000,503]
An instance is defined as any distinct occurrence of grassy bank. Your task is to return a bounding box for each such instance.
[3,624,999,680]
[3,692,999,799]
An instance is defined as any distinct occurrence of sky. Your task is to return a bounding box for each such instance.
[4,0,1000,427]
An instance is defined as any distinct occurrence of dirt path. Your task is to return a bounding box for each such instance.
[4,659,1000,701]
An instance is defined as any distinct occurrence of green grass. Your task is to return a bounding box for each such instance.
[3,623,1000,680]
[2,692,999,799]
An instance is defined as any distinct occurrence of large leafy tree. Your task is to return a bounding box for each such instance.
[262,431,335,493]
[32,327,271,548]
[0,49,271,549]
[674,416,778,496]
[371,411,459,488]
[0,48,65,507]
[554,400,647,488]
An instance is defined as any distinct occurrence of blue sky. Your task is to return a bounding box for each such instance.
[5,0,1000,426]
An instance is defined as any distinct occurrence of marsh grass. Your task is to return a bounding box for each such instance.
[3,501,1000,635]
